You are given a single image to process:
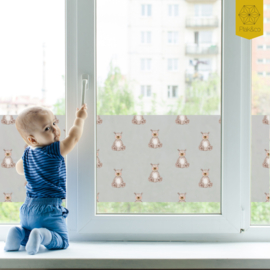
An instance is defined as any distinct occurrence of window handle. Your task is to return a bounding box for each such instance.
[81,74,89,106]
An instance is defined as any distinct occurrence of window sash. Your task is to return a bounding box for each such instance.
[64,0,252,240]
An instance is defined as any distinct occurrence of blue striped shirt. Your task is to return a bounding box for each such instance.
[22,141,66,199]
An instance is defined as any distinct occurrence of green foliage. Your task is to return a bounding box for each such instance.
[167,73,220,115]
[97,63,136,115]
[53,98,65,115]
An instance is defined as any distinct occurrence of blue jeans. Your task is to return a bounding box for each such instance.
[20,197,69,250]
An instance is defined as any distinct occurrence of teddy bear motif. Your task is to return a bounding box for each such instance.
[134,193,143,202]
[263,149,270,168]
[199,169,213,188]
[97,192,100,202]
[132,115,146,125]
[177,193,186,202]
[262,115,270,125]
[97,115,103,124]
[112,169,126,188]
[175,149,189,168]
[175,115,189,125]
[112,132,126,151]
[148,130,162,149]
[148,163,163,183]
[97,149,103,168]
[1,149,16,168]
[3,193,12,202]
[199,132,213,151]
[1,115,16,125]
[265,193,270,202]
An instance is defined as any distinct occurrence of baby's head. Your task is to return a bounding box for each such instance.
[15,106,61,147]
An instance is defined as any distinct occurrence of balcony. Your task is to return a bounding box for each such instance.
[185,0,217,2]
[186,16,218,28]
[185,44,218,55]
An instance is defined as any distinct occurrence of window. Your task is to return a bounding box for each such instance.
[167,85,178,98]
[141,58,152,71]
[167,58,178,71]
[167,31,178,44]
[199,31,213,44]
[141,85,152,97]
[168,4,179,17]
[257,72,264,76]
[257,45,264,49]
[266,32,270,36]
[267,45,270,49]
[257,59,264,63]
[265,4,270,9]
[141,4,152,17]
[194,4,213,17]
[141,31,151,44]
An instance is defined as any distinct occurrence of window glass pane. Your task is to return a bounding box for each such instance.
[251,2,270,225]
[0,0,65,223]
[97,0,222,214]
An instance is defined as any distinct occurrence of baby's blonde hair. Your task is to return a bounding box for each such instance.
[15,106,50,144]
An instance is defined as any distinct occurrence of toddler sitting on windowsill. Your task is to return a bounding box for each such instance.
[4,103,88,255]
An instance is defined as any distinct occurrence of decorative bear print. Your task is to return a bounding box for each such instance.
[112,169,126,188]
[175,115,189,125]
[1,149,16,168]
[132,115,146,125]
[148,130,162,149]
[177,192,186,202]
[148,163,163,183]
[262,115,270,125]
[265,193,270,202]
[263,149,270,168]
[134,193,143,202]
[112,132,126,151]
[97,115,103,124]
[3,193,12,202]
[1,115,15,125]
[97,149,103,168]
[97,192,100,202]
[175,149,189,168]
[199,132,213,151]
[199,169,213,188]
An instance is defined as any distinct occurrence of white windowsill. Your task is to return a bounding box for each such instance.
[1,241,270,269]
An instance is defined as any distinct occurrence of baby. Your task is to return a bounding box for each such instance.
[4,103,88,255]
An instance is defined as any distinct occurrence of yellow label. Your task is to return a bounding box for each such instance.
[236,0,263,39]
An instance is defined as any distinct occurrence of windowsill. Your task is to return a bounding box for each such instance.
[1,241,270,269]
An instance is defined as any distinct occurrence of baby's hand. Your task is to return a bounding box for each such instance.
[76,104,88,120]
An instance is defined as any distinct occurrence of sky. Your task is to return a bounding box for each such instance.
[0,0,128,106]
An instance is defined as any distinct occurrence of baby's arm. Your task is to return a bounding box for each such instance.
[16,159,24,175]
[60,104,88,157]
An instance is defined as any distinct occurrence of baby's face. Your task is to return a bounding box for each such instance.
[29,111,61,147]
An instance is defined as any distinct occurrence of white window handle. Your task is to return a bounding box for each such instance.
[81,74,89,106]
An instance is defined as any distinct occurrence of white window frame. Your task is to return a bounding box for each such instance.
[167,31,179,44]
[167,85,178,98]
[3,0,270,242]
[141,85,152,97]
[167,58,179,71]
[168,4,179,17]
[140,58,152,71]
[141,4,151,17]
[141,31,151,44]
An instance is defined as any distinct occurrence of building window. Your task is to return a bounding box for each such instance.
[266,32,270,36]
[141,31,151,44]
[141,4,152,17]
[257,59,264,63]
[167,59,178,71]
[265,4,270,9]
[141,85,152,97]
[168,4,179,17]
[194,4,213,17]
[267,45,270,49]
[258,72,264,76]
[141,58,152,71]
[266,59,270,63]
[198,31,213,44]
[167,85,178,98]
[167,31,179,44]
[257,45,264,49]
[267,72,270,76]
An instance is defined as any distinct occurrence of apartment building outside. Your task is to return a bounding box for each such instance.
[127,0,222,114]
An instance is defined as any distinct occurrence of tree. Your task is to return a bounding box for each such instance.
[97,63,136,115]
[167,73,220,115]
